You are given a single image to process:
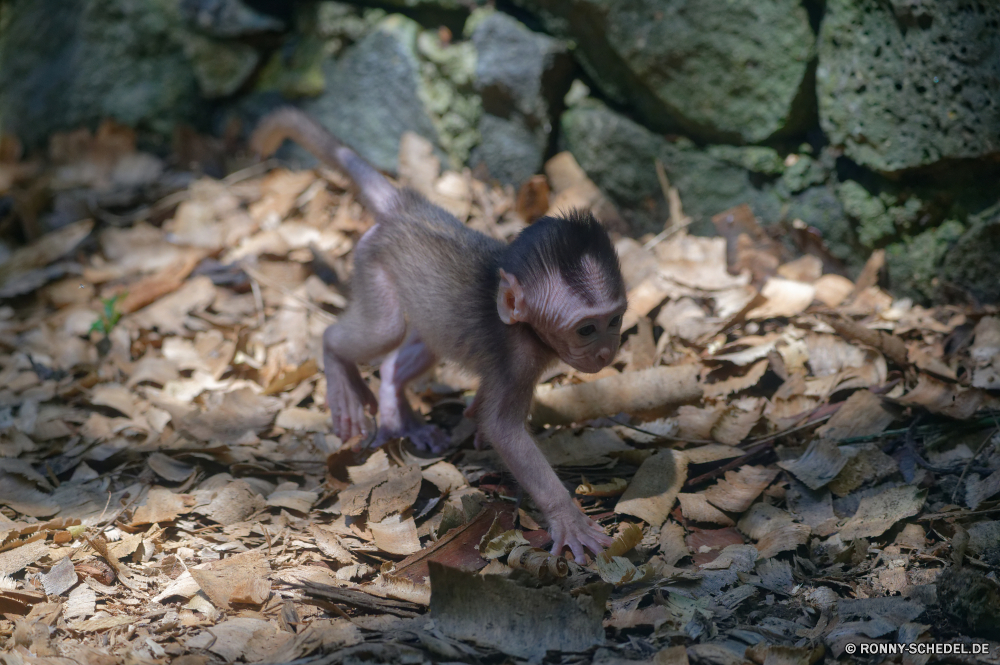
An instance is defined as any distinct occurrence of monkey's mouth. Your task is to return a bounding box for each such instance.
[567,357,610,374]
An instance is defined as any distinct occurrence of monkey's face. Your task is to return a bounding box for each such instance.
[538,306,625,373]
[497,267,627,372]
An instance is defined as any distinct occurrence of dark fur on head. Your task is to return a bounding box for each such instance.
[501,210,625,306]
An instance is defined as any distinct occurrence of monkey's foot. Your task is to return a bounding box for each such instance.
[373,423,451,453]
[547,507,614,563]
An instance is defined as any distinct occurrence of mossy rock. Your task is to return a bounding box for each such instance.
[818,0,1000,173]
[517,0,815,143]
[0,0,204,148]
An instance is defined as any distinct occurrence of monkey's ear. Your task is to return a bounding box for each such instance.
[497,269,528,324]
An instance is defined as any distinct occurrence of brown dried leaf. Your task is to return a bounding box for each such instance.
[710,397,764,445]
[193,480,266,524]
[777,439,847,491]
[839,485,925,540]
[118,251,204,314]
[896,374,993,419]
[702,359,769,399]
[275,407,328,433]
[128,275,216,336]
[777,255,823,283]
[147,452,196,483]
[746,278,815,319]
[369,465,423,523]
[132,488,195,525]
[370,514,421,555]
[813,273,856,307]
[177,388,281,444]
[703,466,778,513]
[677,493,735,526]
[0,539,50,575]
[828,446,899,497]
[190,552,271,610]
[755,523,811,559]
[0,219,93,292]
[538,428,631,467]
[816,390,898,441]
[615,450,688,526]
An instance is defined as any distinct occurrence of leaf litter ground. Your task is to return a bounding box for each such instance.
[0,123,999,664]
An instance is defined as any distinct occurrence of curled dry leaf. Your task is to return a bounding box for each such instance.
[754,523,811,559]
[532,364,702,426]
[777,255,823,283]
[575,478,628,497]
[507,545,568,581]
[818,314,908,368]
[365,572,431,606]
[815,390,898,442]
[479,520,530,560]
[594,553,654,586]
[605,522,644,559]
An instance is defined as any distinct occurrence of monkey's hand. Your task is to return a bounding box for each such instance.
[324,356,378,440]
[546,502,613,563]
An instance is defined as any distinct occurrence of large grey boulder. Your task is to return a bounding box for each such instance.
[516,0,815,144]
[941,208,1000,304]
[304,16,442,174]
[560,98,860,265]
[818,0,1000,173]
[561,98,785,236]
[469,11,572,186]
[0,0,204,148]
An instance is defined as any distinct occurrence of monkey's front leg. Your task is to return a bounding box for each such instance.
[323,324,379,440]
[481,406,612,562]
[374,334,450,453]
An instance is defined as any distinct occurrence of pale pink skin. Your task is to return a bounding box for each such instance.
[491,268,625,561]
[324,251,626,561]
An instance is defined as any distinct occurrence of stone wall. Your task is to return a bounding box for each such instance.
[1,0,997,303]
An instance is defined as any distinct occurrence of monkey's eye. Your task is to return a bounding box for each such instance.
[577,324,597,337]
[609,315,622,328]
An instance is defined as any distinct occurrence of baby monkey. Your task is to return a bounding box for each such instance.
[252,108,627,561]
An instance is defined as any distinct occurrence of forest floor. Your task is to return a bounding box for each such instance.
[0,122,999,664]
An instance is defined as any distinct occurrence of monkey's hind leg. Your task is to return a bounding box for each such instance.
[323,264,405,441]
[373,333,451,453]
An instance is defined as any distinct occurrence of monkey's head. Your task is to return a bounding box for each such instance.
[497,212,628,373]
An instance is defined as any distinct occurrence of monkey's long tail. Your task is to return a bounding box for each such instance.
[250,107,398,216]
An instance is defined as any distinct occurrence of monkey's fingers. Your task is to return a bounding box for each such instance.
[549,515,611,563]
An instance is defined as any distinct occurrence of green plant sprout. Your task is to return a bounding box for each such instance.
[89,293,126,337]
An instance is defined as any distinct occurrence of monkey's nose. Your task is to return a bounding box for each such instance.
[596,348,611,365]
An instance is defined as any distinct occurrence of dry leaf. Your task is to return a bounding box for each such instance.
[132,488,195,525]
[189,551,271,610]
[839,485,925,540]
[615,450,688,526]
[677,493,735,526]
[370,514,421,555]
[777,439,847,491]
[746,278,815,319]
[703,466,778,513]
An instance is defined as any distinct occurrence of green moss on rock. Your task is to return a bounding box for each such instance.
[818,0,1000,173]
[885,219,965,302]
[0,0,203,147]
[517,0,815,143]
